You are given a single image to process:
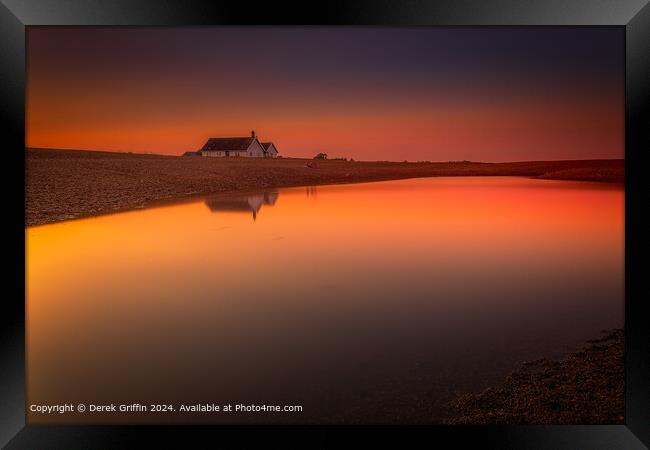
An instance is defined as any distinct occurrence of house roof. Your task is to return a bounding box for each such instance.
[201,137,255,152]
[261,142,278,152]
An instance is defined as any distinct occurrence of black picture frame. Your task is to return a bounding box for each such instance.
[2,1,648,448]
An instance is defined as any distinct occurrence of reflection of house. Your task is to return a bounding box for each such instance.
[261,142,279,158]
[199,130,279,158]
[263,191,278,205]
[205,190,279,220]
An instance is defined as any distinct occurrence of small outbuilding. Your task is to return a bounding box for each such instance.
[261,142,279,158]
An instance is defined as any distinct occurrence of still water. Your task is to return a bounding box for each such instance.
[26,177,624,424]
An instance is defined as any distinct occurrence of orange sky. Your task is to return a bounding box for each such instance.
[26,27,624,161]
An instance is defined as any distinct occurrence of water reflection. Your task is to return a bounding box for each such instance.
[204,190,279,220]
[26,177,624,424]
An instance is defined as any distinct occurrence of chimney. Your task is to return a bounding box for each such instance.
[251,130,256,139]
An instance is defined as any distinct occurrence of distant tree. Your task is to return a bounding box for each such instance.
[314,152,328,160]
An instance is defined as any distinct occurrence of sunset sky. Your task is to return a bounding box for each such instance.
[26,27,624,161]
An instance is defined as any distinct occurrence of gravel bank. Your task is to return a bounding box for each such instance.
[26,148,623,227]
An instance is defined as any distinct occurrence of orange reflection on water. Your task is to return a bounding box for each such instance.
[26,177,624,424]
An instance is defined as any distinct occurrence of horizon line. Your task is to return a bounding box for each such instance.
[25,146,625,165]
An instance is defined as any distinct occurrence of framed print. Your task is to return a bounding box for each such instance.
[2,0,649,448]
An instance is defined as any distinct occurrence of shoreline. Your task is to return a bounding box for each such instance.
[444,329,624,425]
[26,148,624,227]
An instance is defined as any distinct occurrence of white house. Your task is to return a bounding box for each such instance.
[199,131,278,158]
[261,142,279,158]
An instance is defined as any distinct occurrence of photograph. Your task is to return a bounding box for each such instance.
[24,26,625,426]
